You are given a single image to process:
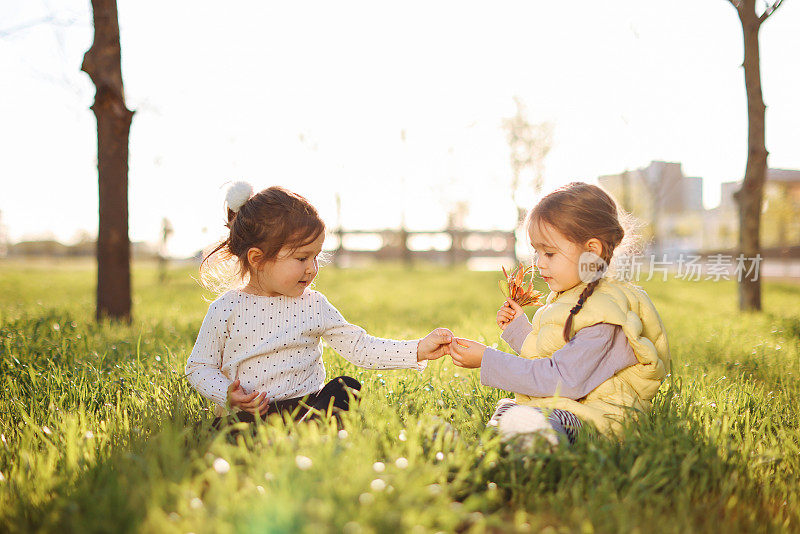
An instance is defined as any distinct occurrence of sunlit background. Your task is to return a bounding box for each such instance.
[1,0,799,258]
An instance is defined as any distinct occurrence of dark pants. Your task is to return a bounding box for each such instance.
[213,375,361,428]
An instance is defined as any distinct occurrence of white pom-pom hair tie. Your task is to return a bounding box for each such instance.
[225,181,254,213]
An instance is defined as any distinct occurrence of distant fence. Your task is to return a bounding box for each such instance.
[329,228,516,265]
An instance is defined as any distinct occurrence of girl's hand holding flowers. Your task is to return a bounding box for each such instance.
[497,298,526,330]
[449,337,487,368]
[227,379,270,415]
[450,263,542,368]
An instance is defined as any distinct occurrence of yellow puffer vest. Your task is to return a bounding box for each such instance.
[516,277,670,436]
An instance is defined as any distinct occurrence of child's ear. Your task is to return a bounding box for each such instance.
[246,247,265,269]
[585,238,603,257]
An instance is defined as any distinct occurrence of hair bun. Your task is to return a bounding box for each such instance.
[225,181,254,213]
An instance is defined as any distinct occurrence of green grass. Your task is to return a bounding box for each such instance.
[1,259,799,533]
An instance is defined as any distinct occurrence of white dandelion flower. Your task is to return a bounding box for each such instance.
[213,458,230,474]
[295,455,312,470]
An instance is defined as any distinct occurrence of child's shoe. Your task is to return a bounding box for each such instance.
[487,399,560,448]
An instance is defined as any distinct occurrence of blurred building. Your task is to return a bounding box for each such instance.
[599,162,800,257]
[599,161,704,256]
[705,168,800,251]
[762,169,800,248]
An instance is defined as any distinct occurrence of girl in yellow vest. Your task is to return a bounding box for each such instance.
[449,182,670,444]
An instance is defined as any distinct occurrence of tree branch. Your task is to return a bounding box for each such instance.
[759,0,784,22]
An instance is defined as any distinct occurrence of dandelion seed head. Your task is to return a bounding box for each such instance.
[398,430,407,442]
[295,455,312,470]
[370,478,386,491]
[358,492,374,505]
[264,472,274,481]
[395,457,409,469]
[338,429,348,440]
[435,452,444,461]
[213,458,230,474]
[427,483,441,495]
[84,431,94,439]
[487,482,497,491]
[190,498,203,509]
[256,485,265,495]
[372,462,385,473]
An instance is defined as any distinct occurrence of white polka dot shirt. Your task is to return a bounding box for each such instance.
[185,289,424,415]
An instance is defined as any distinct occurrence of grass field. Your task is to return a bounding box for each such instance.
[1,260,799,533]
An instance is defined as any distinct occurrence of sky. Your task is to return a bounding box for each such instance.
[1,0,799,257]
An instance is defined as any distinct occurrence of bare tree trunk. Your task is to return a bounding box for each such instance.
[731,0,770,312]
[81,0,134,321]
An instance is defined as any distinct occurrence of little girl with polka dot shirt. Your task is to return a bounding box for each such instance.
[186,183,452,425]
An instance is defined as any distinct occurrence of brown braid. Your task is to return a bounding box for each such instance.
[562,279,601,342]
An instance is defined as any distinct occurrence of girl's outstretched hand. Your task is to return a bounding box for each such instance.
[417,328,454,361]
[497,298,525,330]
[227,379,270,416]
[449,337,487,368]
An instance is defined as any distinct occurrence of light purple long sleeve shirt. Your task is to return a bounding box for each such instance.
[480,315,638,400]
